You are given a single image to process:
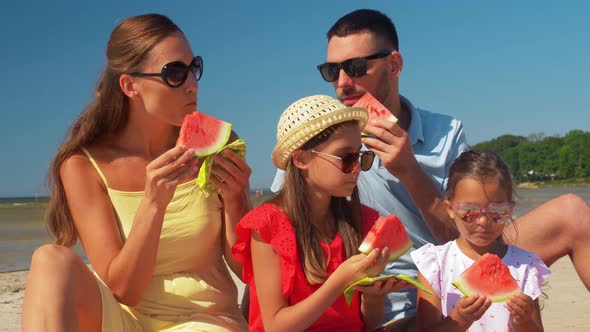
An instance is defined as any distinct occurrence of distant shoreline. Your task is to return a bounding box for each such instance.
[4,182,590,200]
[517,181,590,189]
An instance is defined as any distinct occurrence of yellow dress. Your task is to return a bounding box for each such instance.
[81,148,247,332]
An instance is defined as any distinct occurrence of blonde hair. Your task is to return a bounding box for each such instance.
[45,14,183,246]
[272,122,364,284]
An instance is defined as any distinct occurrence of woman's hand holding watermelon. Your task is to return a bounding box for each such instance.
[209,148,252,200]
[449,294,492,327]
[210,146,252,279]
[144,146,200,208]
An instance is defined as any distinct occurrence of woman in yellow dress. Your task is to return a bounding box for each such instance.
[22,13,250,331]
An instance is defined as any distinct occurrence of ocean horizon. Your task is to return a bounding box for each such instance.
[1,186,589,273]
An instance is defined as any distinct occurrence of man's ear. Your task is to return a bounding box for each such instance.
[119,74,139,99]
[389,51,403,78]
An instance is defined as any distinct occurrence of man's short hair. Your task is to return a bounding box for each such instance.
[327,9,399,51]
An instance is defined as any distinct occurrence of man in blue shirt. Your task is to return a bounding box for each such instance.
[271,8,590,330]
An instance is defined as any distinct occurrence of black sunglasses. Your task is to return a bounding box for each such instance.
[317,50,391,82]
[127,56,203,88]
[311,150,375,173]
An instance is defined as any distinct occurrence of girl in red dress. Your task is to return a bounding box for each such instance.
[233,95,409,331]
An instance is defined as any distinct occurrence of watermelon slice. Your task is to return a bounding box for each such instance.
[344,274,431,305]
[452,253,520,302]
[353,93,398,131]
[176,112,232,157]
[358,214,413,262]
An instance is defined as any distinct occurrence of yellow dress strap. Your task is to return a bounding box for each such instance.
[80,146,109,188]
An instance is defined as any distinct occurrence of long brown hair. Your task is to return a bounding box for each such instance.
[45,14,183,246]
[273,122,364,285]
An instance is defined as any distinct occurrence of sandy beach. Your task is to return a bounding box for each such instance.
[0,257,587,331]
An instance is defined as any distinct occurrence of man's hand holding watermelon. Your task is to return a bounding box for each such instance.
[355,93,454,243]
[355,93,418,185]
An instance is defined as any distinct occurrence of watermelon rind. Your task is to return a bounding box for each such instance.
[358,240,412,262]
[353,93,398,128]
[193,121,232,157]
[343,274,432,305]
[452,276,519,303]
[358,214,413,262]
[196,138,247,193]
[451,253,521,303]
[177,112,233,157]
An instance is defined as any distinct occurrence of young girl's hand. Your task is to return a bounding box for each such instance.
[333,247,390,288]
[450,294,492,326]
[355,277,416,298]
[507,292,534,325]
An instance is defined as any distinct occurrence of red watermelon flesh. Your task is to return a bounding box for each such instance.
[358,214,412,262]
[353,92,398,125]
[176,112,232,157]
[452,253,520,302]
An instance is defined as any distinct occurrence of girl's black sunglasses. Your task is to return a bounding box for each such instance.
[127,56,203,88]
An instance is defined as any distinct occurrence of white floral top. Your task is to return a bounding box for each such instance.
[411,241,550,331]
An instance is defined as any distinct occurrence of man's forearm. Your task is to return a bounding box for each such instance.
[397,162,458,243]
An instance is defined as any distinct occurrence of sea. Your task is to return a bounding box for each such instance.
[1,187,589,273]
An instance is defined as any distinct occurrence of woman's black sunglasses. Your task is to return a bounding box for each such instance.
[317,50,391,82]
[127,56,203,88]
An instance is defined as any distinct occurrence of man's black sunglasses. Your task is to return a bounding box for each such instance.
[127,56,203,88]
[317,50,391,82]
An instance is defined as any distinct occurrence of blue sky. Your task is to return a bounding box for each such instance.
[1,1,589,197]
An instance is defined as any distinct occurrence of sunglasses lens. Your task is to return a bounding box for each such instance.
[163,63,189,87]
[455,203,512,224]
[337,153,362,173]
[360,151,374,171]
[455,205,480,223]
[192,56,203,81]
[318,63,339,82]
[487,203,512,223]
[342,58,367,77]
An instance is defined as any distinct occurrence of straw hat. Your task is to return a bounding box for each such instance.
[271,94,368,170]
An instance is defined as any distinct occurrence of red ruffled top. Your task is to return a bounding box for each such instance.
[232,203,379,332]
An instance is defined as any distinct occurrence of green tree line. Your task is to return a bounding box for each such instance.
[471,130,590,183]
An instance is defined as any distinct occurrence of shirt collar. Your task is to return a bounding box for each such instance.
[401,95,424,145]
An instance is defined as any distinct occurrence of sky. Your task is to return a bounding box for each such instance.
[0,0,589,197]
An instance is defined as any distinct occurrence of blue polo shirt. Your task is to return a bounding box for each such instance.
[270,95,469,321]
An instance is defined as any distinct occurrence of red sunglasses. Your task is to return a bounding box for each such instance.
[452,202,514,224]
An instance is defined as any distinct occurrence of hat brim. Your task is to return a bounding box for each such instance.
[271,106,368,170]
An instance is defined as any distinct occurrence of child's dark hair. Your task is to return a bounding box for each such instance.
[447,150,519,244]
[446,150,514,202]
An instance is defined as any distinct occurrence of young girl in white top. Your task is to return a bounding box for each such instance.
[411,150,550,331]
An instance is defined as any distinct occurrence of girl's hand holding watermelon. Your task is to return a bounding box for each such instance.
[449,294,492,328]
[333,247,390,288]
[354,277,416,298]
[507,292,541,329]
